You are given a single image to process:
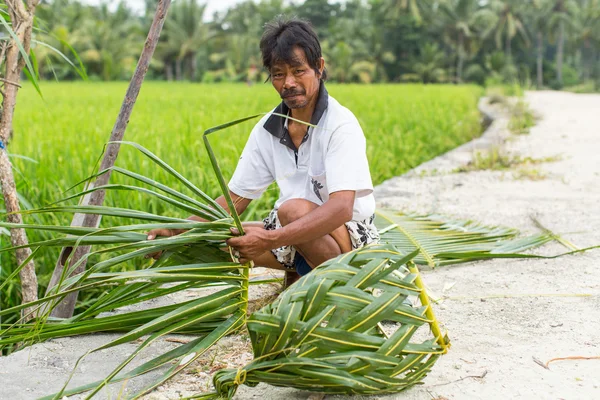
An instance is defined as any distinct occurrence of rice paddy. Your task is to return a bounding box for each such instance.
[2,82,483,313]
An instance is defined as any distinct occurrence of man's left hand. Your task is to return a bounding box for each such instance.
[226,226,275,264]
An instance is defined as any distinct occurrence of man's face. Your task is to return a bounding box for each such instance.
[270,47,324,110]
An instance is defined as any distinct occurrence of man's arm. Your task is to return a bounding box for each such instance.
[226,191,354,261]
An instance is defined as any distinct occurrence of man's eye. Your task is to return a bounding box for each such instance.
[273,73,283,78]
[295,69,305,74]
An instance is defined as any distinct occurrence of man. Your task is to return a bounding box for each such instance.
[149,17,379,282]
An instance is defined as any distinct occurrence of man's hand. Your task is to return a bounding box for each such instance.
[147,229,177,241]
[226,226,275,264]
[145,228,179,260]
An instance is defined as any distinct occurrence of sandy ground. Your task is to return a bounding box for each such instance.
[1,90,599,399]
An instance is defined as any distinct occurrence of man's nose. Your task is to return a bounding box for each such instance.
[283,73,296,89]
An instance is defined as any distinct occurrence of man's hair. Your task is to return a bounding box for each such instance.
[260,16,327,81]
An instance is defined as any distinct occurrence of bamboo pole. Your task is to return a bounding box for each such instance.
[0,0,40,320]
[45,0,172,318]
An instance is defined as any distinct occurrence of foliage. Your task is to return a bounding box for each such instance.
[26,0,600,88]
[464,64,486,85]
[508,99,537,134]
[403,43,447,83]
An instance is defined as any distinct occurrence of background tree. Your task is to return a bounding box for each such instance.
[549,0,577,87]
[23,0,600,89]
[77,3,142,80]
[439,0,494,82]
[488,0,530,60]
[527,0,555,88]
[0,0,40,319]
[570,0,600,82]
[161,0,211,81]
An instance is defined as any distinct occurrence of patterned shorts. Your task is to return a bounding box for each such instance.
[263,209,380,270]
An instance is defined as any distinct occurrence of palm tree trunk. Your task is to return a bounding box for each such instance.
[556,19,564,86]
[583,39,591,82]
[190,54,198,81]
[537,31,543,89]
[505,32,512,61]
[166,62,173,81]
[456,31,464,83]
[0,0,40,320]
[175,58,183,81]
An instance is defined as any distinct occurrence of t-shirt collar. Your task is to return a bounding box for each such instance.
[263,80,329,139]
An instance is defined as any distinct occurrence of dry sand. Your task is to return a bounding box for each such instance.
[1,90,598,400]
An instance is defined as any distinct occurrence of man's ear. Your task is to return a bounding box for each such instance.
[318,57,325,76]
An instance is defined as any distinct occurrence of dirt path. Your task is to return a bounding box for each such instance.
[370,90,600,399]
[1,91,598,400]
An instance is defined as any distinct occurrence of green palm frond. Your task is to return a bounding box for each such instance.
[208,244,448,399]
[376,210,555,267]
[0,140,250,398]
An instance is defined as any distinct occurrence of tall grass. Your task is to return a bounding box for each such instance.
[2,82,483,319]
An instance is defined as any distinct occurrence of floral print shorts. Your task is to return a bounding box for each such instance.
[262,209,380,270]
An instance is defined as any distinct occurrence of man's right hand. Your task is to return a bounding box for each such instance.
[146,228,178,259]
[147,228,177,241]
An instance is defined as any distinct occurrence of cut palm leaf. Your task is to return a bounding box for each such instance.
[0,141,250,398]
[376,210,556,267]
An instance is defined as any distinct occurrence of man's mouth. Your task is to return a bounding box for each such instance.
[282,92,304,99]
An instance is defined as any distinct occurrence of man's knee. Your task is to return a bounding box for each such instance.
[277,199,318,226]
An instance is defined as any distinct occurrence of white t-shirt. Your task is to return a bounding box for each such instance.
[228,83,375,221]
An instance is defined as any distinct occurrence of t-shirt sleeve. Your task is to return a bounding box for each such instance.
[325,121,374,198]
[228,126,274,199]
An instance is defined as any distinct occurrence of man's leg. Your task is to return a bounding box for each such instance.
[277,198,352,269]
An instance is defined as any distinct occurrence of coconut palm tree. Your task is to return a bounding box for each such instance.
[408,42,447,83]
[487,0,530,60]
[75,3,142,80]
[383,0,432,24]
[161,0,212,80]
[439,0,495,82]
[526,0,555,88]
[548,0,577,87]
[32,0,90,79]
[569,0,600,82]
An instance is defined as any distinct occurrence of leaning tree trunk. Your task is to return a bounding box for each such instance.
[45,0,172,318]
[556,19,564,87]
[456,32,464,83]
[0,0,40,320]
[537,31,544,89]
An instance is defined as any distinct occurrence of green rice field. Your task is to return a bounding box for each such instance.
[2,82,483,314]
